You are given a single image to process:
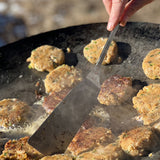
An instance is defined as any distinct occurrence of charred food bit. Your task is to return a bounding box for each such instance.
[67,47,71,53]
[97,75,133,106]
[77,142,127,160]
[40,154,73,160]
[0,98,31,128]
[83,37,118,65]
[35,81,44,100]
[44,64,81,94]
[132,83,160,125]
[66,127,115,156]
[27,45,65,72]
[0,136,43,160]
[42,87,71,114]
[119,126,160,157]
[142,48,160,79]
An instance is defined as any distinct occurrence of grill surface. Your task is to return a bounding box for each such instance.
[0,22,160,159]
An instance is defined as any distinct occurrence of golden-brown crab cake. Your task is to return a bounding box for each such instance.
[83,37,118,65]
[142,107,160,125]
[133,84,160,116]
[66,127,115,156]
[97,75,133,106]
[0,98,31,128]
[42,88,71,114]
[0,136,43,160]
[77,142,127,160]
[76,152,98,160]
[119,126,160,157]
[44,64,81,94]
[27,45,65,72]
[40,154,73,160]
[142,48,160,79]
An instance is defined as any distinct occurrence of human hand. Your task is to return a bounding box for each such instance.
[103,0,154,31]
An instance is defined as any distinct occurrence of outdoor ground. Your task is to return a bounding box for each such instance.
[0,0,159,45]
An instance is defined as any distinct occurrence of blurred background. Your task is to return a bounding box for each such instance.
[0,0,159,47]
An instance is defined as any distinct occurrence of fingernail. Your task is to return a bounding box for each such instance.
[120,20,127,27]
[120,16,128,26]
[107,23,114,31]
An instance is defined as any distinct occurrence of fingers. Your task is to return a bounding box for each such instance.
[102,0,112,15]
[120,0,154,26]
[107,0,128,31]
[103,0,154,31]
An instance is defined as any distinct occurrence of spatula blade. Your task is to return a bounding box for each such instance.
[28,79,99,155]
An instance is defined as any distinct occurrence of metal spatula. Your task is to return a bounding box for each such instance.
[28,24,119,155]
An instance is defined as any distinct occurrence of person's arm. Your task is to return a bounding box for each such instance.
[102,0,154,31]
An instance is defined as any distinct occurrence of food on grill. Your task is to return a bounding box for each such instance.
[40,154,73,160]
[0,136,43,160]
[77,142,127,160]
[142,48,160,79]
[42,88,71,114]
[119,126,160,156]
[44,64,81,94]
[0,98,31,128]
[132,83,160,125]
[66,127,115,156]
[83,37,118,65]
[79,117,96,131]
[97,75,133,106]
[26,45,65,72]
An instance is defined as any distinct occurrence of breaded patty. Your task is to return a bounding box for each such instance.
[119,126,160,156]
[27,45,65,72]
[132,84,160,125]
[0,136,43,160]
[142,107,160,125]
[142,48,160,79]
[44,64,81,94]
[79,117,96,131]
[83,37,118,65]
[42,88,71,114]
[97,75,133,106]
[67,127,115,156]
[0,98,31,128]
[77,142,127,160]
[40,154,73,160]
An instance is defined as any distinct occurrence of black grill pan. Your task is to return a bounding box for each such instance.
[0,22,160,159]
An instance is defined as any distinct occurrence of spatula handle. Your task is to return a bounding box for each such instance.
[96,24,119,65]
